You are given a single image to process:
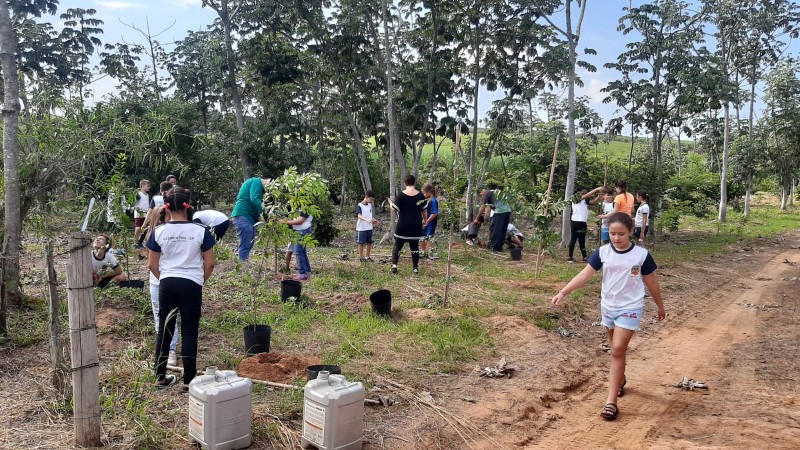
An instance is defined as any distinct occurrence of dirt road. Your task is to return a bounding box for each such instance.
[384,234,800,450]
[533,247,800,449]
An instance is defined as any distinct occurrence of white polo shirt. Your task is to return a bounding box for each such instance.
[193,210,229,227]
[588,243,657,311]
[356,202,373,231]
[146,222,216,286]
[635,203,650,228]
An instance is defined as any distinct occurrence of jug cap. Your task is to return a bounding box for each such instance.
[318,371,330,380]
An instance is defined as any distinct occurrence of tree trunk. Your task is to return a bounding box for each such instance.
[677,130,683,177]
[561,0,587,246]
[46,241,68,396]
[339,147,347,215]
[209,0,250,179]
[0,0,22,307]
[344,103,373,192]
[380,0,400,245]
[428,131,440,179]
[744,74,757,218]
[718,101,730,222]
[413,3,439,179]
[465,19,482,222]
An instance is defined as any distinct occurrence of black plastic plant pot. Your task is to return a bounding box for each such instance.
[369,289,392,316]
[510,247,523,261]
[243,324,271,356]
[306,365,342,381]
[280,280,303,303]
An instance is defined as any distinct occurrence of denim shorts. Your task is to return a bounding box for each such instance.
[601,307,643,331]
[600,227,609,242]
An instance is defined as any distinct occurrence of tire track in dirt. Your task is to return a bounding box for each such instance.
[531,248,800,449]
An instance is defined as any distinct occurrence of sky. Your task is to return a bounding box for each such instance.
[60,0,798,129]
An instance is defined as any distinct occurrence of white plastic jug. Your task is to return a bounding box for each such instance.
[301,371,365,450]
[188,366,252,450]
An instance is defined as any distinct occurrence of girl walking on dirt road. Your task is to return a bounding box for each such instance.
[551,212,666,420]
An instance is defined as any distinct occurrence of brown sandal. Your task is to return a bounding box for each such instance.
[618,375,627,397]
[600,403,619,420]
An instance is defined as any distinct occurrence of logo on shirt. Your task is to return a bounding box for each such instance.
[630,265,640,276]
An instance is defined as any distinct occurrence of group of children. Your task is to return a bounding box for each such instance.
[96,173,666,423]
[92,176,231,390]
[355,176,440,273]
[556,178,664,421]
[568,180,651,263]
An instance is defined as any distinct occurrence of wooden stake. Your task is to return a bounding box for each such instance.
[603,155,609,187]
[536,135,560,278]
[66,232,101,446]
[443,224,454,308]
[46,240,68,396]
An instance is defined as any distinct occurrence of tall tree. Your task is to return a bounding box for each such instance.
[734,0,800,216]
[203,0,251,178]
[0,0,22,313]
[534,0,590,245]
[58,8,103,102]
[763,60,800,209]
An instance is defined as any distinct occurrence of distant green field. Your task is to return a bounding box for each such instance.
[413,134,693,173]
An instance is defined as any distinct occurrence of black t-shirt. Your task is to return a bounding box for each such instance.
[393,191,427,238]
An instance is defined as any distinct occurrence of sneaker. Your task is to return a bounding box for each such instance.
[292,274,310,282]
[582,256,589,262]
[110,248,125,256]
[567,258,575,264]
[168,350,177,366]
[365,257,374,262]
[390,265,398,274]
[155,374,177,390]
[182,384,190,394]
[466,239,474,246]
[413,268,419,274]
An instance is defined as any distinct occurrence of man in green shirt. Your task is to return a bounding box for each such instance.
[231,176,270,261]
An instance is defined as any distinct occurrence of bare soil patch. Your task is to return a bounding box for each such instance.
[314,292,368,315]
[237,352,320,383]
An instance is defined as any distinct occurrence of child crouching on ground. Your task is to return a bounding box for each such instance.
[551,212,665,421]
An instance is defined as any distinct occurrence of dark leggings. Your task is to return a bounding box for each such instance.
[568,220,588,259]
[392,238,420,269]
[155,277,202,385]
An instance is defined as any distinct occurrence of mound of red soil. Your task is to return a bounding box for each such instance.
[237,352,320,383]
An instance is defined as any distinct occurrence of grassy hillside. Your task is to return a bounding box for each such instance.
[413,133,694,174]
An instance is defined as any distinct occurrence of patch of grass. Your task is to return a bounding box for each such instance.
[531,312,558,331]
[398,316,491,371]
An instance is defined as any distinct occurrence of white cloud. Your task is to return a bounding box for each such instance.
[96,1,145,10]
[586,78,609,105]
[170,0,203,7]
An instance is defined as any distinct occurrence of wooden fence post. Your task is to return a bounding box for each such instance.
[535,134,560,278]
[46,240,68,396]
[66,232,101,446]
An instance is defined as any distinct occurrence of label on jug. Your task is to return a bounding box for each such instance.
[189,395,206,442]
[303,400,326,446]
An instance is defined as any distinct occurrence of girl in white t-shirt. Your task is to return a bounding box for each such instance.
[634,191,650,244]
[568,185,604,263]
[552,212,665,421]
[146,187,216,391]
